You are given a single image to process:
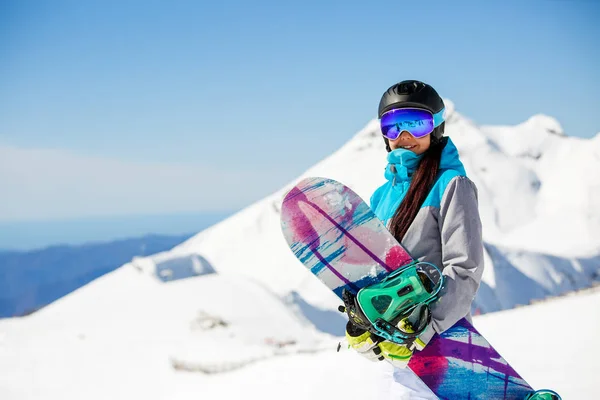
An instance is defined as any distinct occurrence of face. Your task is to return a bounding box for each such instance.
[388,130,431,155]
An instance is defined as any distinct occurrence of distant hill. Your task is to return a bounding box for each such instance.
[0,233,192,317]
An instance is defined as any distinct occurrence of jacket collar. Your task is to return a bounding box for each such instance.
[384,147,422,185]
[384,137,465,185]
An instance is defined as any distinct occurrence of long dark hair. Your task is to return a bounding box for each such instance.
[389,128,447,242]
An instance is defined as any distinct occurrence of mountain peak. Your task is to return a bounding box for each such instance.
[522,114,565,137]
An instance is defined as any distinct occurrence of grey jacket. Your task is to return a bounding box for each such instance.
[370,138,484,345]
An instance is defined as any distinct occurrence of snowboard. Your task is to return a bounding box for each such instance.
[280,176,544,400]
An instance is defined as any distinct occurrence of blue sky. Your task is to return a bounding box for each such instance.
[0,0,598,244]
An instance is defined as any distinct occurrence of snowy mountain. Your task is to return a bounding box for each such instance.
[0,101,599,399]
[156,99,600,314]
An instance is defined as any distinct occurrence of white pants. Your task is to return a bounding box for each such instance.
[375,362,439,400]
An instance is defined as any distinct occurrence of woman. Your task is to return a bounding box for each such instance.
[345,80,485,399]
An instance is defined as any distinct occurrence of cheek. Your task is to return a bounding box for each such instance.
[416,136,431,152]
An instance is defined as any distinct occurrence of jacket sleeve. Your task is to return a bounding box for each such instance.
[420,176,484,344]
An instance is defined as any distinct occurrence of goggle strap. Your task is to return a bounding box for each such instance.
[433,107,445,128]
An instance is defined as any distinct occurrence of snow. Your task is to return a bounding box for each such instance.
[475,286,600,400]
[1,271,598,399]
[1,101,599,399]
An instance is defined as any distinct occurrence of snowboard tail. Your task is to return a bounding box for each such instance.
[410,318,532,399]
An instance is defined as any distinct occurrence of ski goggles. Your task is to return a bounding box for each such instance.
[380,107,445,140]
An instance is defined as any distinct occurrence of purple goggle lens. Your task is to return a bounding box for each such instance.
[380,108,444,140]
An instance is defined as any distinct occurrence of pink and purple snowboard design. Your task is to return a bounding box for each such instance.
[280,177,534,400]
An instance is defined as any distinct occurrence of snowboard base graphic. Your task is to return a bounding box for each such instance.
[280,177,539,400]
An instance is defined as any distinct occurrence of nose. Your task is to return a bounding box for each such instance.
[390,131,412,142]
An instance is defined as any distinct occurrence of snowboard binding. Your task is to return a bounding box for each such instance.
[341,261,444,345]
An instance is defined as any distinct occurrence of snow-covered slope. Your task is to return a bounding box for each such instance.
[0,265,332,397]
[1,275,598,399]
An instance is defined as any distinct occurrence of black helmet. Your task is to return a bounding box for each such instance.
[378,80,446,151]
